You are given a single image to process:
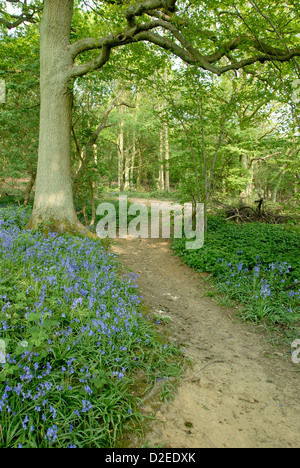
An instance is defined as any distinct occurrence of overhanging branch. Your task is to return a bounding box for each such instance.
[66,0,300,78]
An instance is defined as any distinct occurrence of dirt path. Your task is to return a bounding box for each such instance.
[111,200,300,449]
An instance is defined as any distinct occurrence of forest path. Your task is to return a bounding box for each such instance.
[111,199,300,449]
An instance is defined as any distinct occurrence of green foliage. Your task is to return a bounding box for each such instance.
[172,216,300,336]
[0,24,40,185]
[174,215,300,277]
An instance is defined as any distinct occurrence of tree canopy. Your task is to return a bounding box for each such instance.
[0,0,299,231]
[2,0,300,76]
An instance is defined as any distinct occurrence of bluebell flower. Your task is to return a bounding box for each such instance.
[22,415,29,430]
[81,400,94,413]
[45,424,58,445]
[50,405,57,419]
[84,385,93,395]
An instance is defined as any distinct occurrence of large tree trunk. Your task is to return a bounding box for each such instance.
[27,0,87,234]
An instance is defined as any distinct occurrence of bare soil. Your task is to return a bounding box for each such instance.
[111,199,300,449]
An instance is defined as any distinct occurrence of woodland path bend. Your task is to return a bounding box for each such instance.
[111,199,300,449]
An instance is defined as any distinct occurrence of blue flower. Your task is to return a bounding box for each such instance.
[49,405,57,419]
[81,400,94,413]
[84,385,93,395]
[22,415,29,430]
[45,424,58,445]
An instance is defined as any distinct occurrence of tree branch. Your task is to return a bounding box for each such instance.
[4,0,295,81]
[249,0,300,74]
[0,0,40,29]
[68,0,300,80]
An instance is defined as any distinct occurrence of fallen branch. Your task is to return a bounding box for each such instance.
[215,199,300,224]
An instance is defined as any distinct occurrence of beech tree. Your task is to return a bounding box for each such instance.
[1,0,300,233]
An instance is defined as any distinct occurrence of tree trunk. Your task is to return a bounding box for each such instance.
[246,161,254,199]
[163,71,170,192]
[272,178,282,203]
[164,121,170,192]
[118,120,124,191]
[124,136,130,190]
[241,154,254,199]
[130,136,136,190]
[137,148,142,189]
[159,127,165,190]
[88,177,96,226]
[24,170,36,207]
[27,0,88,234]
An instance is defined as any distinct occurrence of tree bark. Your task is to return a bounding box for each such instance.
[137,148,142,189]
[164,121,170,192]
[24,170,36,207]
[159,127,165,190]
[88,177,96,226]
[118,120,124,191]
[27,0,89,234]
[124,134,130,190]
[130,136,136,190]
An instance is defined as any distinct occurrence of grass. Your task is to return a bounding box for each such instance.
[172,215,300,342]
[0,205,184,448]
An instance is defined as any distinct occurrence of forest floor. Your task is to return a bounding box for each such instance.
[111,198,300,449]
